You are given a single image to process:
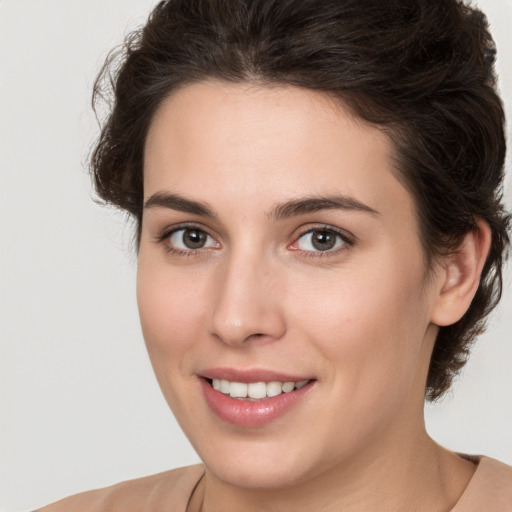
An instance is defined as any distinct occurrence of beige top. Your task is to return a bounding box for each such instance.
[35,456,512,512]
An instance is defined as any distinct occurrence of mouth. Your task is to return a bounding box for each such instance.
[206,378,310,400]
[199,370,316,427]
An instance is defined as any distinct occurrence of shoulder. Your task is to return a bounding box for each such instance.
[454,456,512,512]
[34,464,205,512]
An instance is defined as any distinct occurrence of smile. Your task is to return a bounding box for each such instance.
[211,378,310,400]
[200,372,315,427]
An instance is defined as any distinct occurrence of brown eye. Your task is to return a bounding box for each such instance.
[168,228,218,250]
[183,229,207,249]
[296,229,346,252]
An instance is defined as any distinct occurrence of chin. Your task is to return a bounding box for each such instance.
[206,455,313,490]
[193,432,327,490]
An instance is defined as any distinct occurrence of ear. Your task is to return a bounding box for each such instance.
[430,219,492,327]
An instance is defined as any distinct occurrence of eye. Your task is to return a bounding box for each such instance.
[167,227,219,251]
[295,228,348,252]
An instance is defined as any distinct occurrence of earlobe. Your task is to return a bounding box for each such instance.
[431,219,492,327]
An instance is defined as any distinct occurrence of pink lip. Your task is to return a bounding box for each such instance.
[201,367,314,383]
[199,368,315,427]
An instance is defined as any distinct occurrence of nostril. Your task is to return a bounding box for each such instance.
[247,333,265,341]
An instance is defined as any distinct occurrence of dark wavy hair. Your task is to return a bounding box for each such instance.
[91,0,510,400]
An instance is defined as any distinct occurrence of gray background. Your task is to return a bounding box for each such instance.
[1,1,511,510]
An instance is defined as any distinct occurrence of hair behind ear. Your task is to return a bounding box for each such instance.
[427,219,496,400]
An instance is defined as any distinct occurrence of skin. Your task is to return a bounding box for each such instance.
[138,81,490,512]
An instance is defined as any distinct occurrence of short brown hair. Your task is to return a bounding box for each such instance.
[91,0,510,400]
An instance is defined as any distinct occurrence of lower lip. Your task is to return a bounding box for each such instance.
[200,378,313,427]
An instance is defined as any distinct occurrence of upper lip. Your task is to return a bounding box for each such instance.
[200,367,315,383]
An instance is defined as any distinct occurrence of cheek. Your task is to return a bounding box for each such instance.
[136,257,215,421]
[288,267,431,450]
[289,258,431,391]
[136,257,209,361]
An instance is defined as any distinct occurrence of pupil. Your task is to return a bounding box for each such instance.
[184,229,206,249]
[312,230,336,251]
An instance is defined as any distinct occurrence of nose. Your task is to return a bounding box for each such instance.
[207,251,287,347]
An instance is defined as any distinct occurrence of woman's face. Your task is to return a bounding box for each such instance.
[138,81,444,489]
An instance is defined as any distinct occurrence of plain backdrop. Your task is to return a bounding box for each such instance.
[1,1,511,511]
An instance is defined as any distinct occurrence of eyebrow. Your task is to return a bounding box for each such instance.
[270,195,379,220]
[143,192,379,219]
[144,192,216,217]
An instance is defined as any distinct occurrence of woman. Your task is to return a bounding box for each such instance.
[36,0,511,510]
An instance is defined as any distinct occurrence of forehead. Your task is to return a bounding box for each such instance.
[143,80,414,223]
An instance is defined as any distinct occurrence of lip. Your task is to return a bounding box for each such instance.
[201,367,314,383]
[199,368,315,427]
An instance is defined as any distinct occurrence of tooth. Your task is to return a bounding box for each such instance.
[282,381,295,393]
[248,382,267,399]
[229,382,248,398]
[267,381,283,397]
[215,378,309,398]
[219,379,231,394]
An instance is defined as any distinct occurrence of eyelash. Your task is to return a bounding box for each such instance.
[291,225,354,259]
[154,223,355,258]
[154,224,218,257]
